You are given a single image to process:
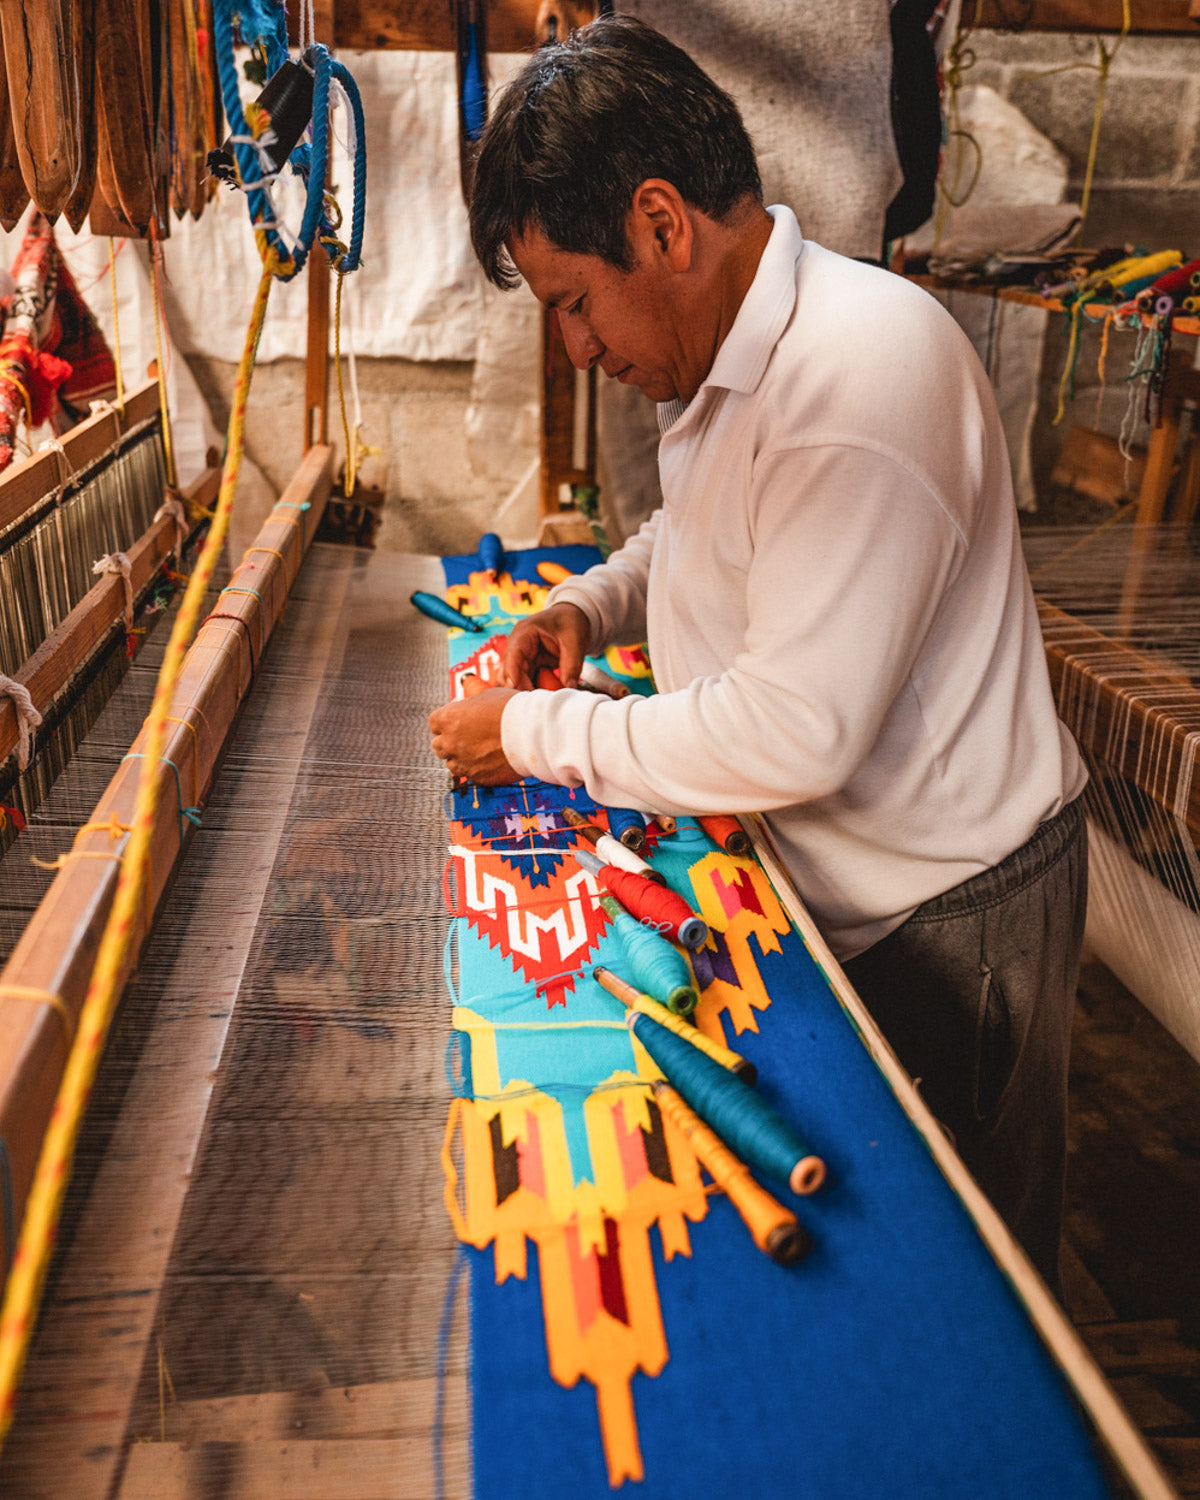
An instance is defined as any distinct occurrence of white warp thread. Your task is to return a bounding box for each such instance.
[154,496,188,561]
[0,674,42,772]
[93,551,134,632]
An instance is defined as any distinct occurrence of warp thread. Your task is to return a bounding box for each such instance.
[0,675,42,771]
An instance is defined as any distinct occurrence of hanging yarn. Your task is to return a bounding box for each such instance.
[628,1011,826,1196]
[606,806,646,851]
[697,814,752,858]
[598,894,697,1015]
[0,675,42,772]
[652,1083,809,1265]
[478,532,505,580]
[574,848,707,949]
[411,591,485,633]
[92,552,134,632]
[593,966,754,1081]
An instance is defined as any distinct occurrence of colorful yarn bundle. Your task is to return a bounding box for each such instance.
[698,814,752,858]
[562,805,664,882]
[653,1083,810,1265]
[411,591,485,633]
[599,896,698,1015]
[606,806,647,850]
[593,966,754,1082]
[574,847,708,950]
[478,532,506,580]
[629,1010,826,1196]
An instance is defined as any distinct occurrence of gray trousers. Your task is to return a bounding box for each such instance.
[843,796,1087,1293]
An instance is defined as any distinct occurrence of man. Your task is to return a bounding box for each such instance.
[428,16,1087,1290]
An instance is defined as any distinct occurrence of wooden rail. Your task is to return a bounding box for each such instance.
[0,466,221,766]
[0,446,334,1273]
[0,383,160,537]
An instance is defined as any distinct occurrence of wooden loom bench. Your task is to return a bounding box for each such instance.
[0,444,335,1272]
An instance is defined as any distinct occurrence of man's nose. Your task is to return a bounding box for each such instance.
[558,315,603,370]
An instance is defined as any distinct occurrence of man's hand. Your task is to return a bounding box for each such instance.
[503,602,592,691]
[429,686,519,785]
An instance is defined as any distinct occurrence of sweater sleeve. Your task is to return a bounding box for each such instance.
[501,444,965,813]
[542,512,660,653]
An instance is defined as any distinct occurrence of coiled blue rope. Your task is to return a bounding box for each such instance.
[213,5,366,279]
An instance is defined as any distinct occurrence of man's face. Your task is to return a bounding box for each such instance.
[509,222,690,404]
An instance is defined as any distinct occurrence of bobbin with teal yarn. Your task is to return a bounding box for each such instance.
[629,1010,826,1196]
[600,895,697,1015]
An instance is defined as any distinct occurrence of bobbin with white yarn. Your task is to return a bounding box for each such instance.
[0,675,42,771]
[93,552,134,631]
[154,495,188,561]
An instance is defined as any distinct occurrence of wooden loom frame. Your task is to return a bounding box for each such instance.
[0,418,334,1274]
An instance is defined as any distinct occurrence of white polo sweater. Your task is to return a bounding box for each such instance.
[501,206,1085,959]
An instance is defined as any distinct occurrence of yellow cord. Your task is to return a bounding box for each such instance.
[0,251,279,1448]
[333,268,356,497]
[108,239,125,413]
[149,244,177,491]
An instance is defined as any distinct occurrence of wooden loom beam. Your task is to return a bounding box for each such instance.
[0,445,334,1271]
[0,466,221,766]
[0,382,160,537]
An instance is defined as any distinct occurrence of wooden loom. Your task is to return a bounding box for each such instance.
[0,11,1187,1500]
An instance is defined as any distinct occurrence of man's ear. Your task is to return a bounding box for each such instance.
[627,179,693,272]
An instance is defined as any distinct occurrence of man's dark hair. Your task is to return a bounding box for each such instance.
[469,15,761,289]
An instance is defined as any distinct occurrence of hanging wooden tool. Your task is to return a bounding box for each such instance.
[61,0,97,235]
[0,0,84,222]
[0,39,27,231]
[92,0,159,237]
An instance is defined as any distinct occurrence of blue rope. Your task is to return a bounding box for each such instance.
[213,6,367,280]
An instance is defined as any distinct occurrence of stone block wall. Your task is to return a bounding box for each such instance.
[961,29,1200,501]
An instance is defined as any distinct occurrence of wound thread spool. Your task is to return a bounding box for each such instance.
[698,814,752,857]
[536,666,563,692]
[598,897,698,1015]
[537,560,573,585]
[411,590,485,633]
[628,1011,826,1195]
[653,1083,810,1265]
[478,531,506,579]
[563,805,665,883]
[594,966,754,1081]
[575,849,707,949]
[653,814,677,834]
[579,660,630,699]
[606,806,647,851]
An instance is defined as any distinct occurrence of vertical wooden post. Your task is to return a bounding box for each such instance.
[539,308,597,517]
[303,0,336,453]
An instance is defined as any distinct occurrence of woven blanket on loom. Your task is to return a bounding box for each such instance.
[437,546,1109,1498]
